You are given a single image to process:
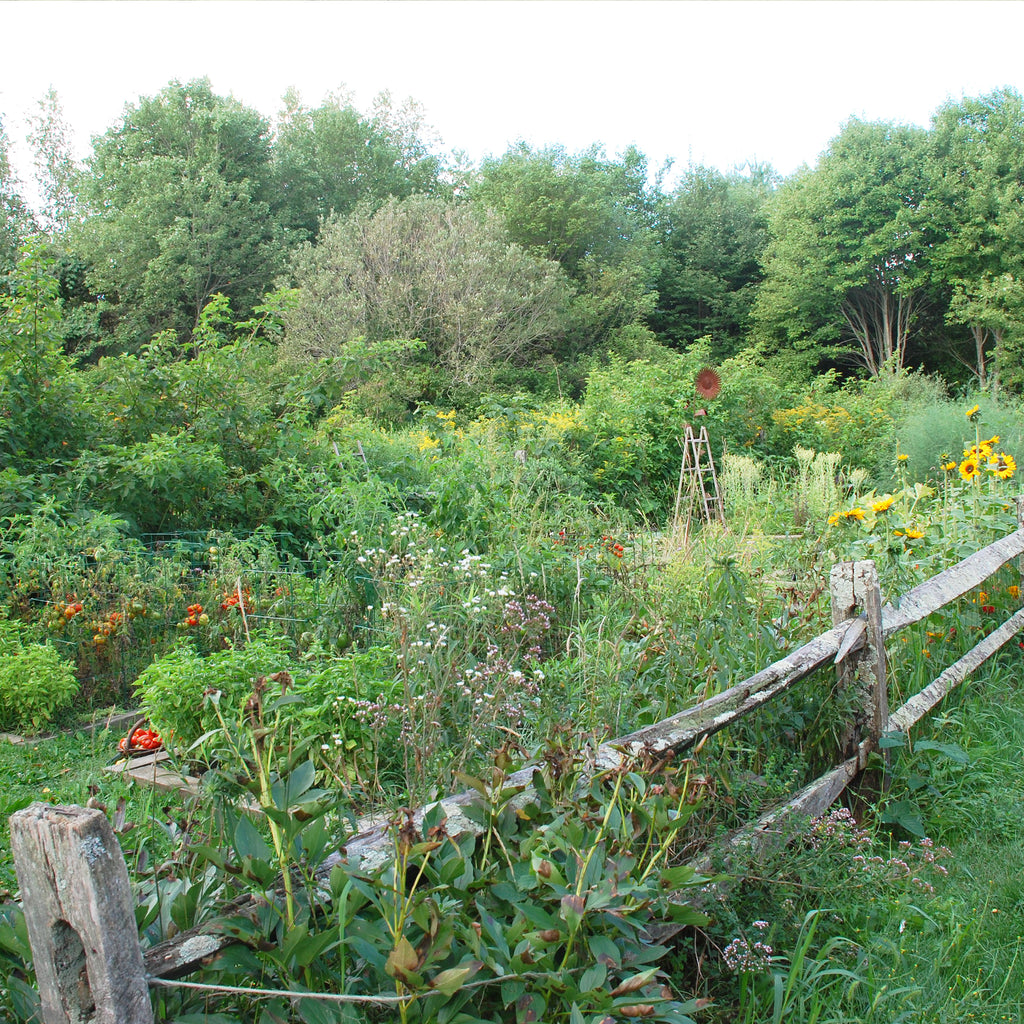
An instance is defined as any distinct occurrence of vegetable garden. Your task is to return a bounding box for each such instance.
[3,349,1024,1022]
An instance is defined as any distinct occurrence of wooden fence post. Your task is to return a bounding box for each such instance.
[9,803,154,1024]
[830,560,889,767]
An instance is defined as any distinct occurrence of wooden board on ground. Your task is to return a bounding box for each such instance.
[105,750,204,800]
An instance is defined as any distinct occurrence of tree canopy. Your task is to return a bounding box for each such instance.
[3,78,1024,395]
[75,79,284,352]
[283,195,570,385]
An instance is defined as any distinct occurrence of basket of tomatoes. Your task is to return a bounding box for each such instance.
[117,721,165,756]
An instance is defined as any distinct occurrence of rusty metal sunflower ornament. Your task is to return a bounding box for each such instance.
[695,366,722,401]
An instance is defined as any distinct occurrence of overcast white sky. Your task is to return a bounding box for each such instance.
[3,0,1024,193]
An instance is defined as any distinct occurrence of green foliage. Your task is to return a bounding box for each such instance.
[68,434,232,534]
[924,88,1024,390]
[76,78,283,351]
[135,632,296,753]
[181,726,709,1024]
[0,247,90,472]
[754,118,930,375]
[0,619,79,733]
[283,194,570,385]
[472,143,660,357]
[272,87,445,244]
[0,115,35,273]
[651,163,776,357]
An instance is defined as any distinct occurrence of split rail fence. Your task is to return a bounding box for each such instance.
[10,498,1024,1023]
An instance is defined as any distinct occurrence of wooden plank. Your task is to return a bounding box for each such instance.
[887,606,1024,734]
[106,750,205,800]
[881,528,1024,634]
[10,804,154,1024]
[689,752,863,875]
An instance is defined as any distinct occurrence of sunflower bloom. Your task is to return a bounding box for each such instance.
[966,404,981,420]
[959,457,980,482]
[844,507,866,521]
[827,512,842,526]
[904,528,925,539]
[987,453,1016,480]
[872,496,895,513]
[942,461,958,473]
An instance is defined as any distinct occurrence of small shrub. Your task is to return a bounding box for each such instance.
[0,635,80,734]
[135,631,296,753]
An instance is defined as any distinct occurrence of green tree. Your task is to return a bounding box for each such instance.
[284,195,570,385]
[0,115,35,273]
[651,163,775,356]
[0,247,87,471]
[754,119,929,375]
[471,144,660,356]
[272,88,445,245]
[25,87,80,236]
[924,89,1024,391]
[76,79,283,351]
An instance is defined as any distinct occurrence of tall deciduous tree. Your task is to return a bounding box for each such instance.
[0,115,35,273]
[471,144,660,355]
[272,88,445,245]
[924,88,1024,391]
[77,79,283,351]
[754,119,929,375]
[284,195,570,385]
[651,163,775,356]
[26,87,79,236]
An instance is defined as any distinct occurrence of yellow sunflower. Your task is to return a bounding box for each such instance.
[959,457,980,482]
[904,528,925,539]
[988,453,1017,480]
[844,507,866,521]
[966,404,981,420]
[871,496,895,513]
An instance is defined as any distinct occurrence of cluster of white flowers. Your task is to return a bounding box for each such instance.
[723,920,773,974]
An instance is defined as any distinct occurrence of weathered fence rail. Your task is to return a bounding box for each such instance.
[10,500,1024,1022]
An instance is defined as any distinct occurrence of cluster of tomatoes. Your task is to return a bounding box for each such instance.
[92,610,123,647]
[180,603,208,628]
[118,725,164,754]
[601,535,626,558]
[220,588,251,613]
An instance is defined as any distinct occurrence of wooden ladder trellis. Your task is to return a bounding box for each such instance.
[673,424,724,536]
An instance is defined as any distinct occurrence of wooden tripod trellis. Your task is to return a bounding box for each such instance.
[672,424,724,539]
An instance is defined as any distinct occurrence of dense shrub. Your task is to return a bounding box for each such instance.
[0,620,79,733]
